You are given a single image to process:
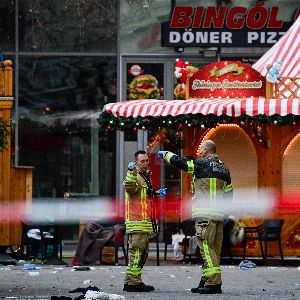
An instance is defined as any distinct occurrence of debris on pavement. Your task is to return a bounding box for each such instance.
[23,263,41,270]
[83,290,125,300]
[28,271,40,276]
[68,286,125,300]
[72,266,91,271]
[69,286,101,293]
[239,259,256,270]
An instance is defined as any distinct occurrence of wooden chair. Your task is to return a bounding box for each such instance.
[99,223,127,265]
[242,219,284,265]
[99,239,128,265]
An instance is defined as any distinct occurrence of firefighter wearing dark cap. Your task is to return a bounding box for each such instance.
[157,140,233,294]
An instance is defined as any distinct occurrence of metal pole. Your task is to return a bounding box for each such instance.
[14,0,19,166]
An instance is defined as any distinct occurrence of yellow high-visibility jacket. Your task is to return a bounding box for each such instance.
[123,168,155,233]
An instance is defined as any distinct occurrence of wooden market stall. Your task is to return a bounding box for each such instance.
[0,60,33,249]
[102,95,300,258]
[101,16,300,259]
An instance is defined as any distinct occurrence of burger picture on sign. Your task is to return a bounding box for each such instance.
[129,74,162,100]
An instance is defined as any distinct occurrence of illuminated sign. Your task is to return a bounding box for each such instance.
[161,5,299,47]
[189,61,266,98]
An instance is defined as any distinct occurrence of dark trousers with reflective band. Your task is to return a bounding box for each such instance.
[124,232,149,285]
[195,220,223,286]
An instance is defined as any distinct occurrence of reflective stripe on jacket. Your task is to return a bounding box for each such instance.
[123,169,154,233]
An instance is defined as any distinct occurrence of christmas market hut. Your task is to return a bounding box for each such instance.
[100,17,300,259]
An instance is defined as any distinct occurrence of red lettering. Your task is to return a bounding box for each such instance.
[169,5,293,30]
[192,7,204,28]
[246,7,268,29]
[203,6,226,28]
[268,7,283,28]
[226,7,247,29]
[170,6,193,28]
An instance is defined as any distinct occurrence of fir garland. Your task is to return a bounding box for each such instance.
[99,111,300,132]
[98,112,300,148]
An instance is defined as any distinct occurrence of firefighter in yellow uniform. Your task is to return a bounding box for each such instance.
[157,140,233,295]
[123,150,163,293]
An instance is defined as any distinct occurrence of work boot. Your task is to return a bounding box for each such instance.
[123,282,155,292]
[196,284,222,294]
[191,280,205,293]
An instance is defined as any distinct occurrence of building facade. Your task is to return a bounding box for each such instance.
[2,0,299,240]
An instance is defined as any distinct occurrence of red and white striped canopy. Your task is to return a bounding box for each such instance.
[103,98,300,118]
[252,16,300,77]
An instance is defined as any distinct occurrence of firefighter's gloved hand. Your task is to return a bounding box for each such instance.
[127,161,136,171]
[157,151,168,159]
[157,188,167,196]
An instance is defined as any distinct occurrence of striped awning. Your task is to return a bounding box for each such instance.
[252,16,300,78]
[103,98,300,118]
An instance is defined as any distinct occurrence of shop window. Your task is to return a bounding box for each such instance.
[0,0,15,51]
[18,0,117,52]
[124,62,164,141]
[18,56,117,198]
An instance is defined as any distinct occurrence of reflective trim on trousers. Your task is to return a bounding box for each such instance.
[201,239,221,277]
[126,248,142,276]
[126,223,153,233]
[202,267,221,277]
[202,239,213,269]
[192,208,224,219]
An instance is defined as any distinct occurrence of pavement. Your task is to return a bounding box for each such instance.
[1,246,300,300]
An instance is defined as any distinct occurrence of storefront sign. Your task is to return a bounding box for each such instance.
[189,61,266,98]
[161,6,299,47]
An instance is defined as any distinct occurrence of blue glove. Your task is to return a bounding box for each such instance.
[157,188,167,196]
[127,161,136,170]
[156,151,168,159]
